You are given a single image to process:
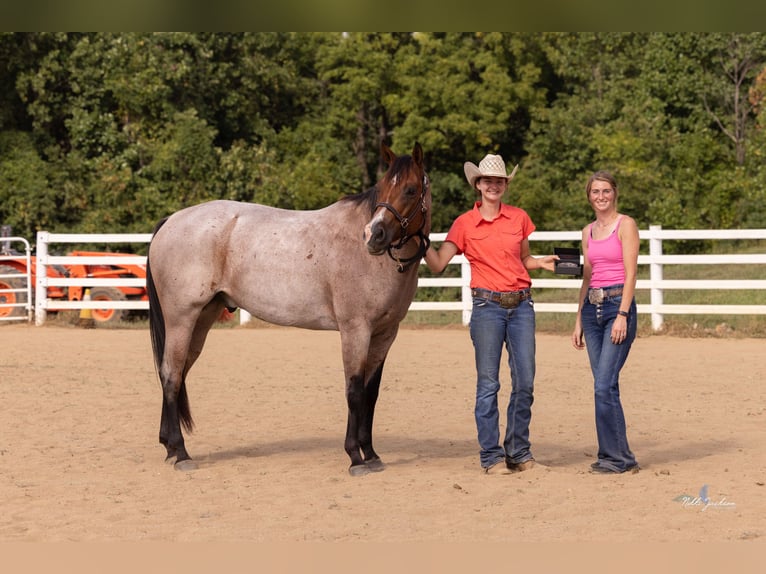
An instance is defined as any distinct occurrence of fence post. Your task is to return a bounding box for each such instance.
[461,260,472,325]
[649,224,664,331]
[35,231,49,326]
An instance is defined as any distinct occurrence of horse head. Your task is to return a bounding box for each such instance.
[364,143,431,271]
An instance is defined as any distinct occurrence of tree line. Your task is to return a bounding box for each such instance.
[1,32,765,250]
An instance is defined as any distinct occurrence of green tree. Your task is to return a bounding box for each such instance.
[521,33,652,230]
[3,32,766,242]
[0,131,56,235]
[522,33,766,232]
[385,32,548,231]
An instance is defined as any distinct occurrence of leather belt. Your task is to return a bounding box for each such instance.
[471,288,531,309]
[588,286,623,304]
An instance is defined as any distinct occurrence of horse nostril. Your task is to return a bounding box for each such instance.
[365,221,389,252]
[372,224,388,245]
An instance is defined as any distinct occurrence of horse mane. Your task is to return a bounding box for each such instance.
[339,186,378,215]
[339,153,419,215]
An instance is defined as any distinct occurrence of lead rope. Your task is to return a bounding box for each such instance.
[390,231,431,272]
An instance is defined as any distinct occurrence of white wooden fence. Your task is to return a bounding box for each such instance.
[415,226,766,329]
[0,235,34,323]
[33,232,152,326]
[14,227,766,330]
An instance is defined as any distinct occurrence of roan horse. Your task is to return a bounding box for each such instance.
[146,143,430,476]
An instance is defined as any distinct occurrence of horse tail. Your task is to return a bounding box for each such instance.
[147,217,194,432]
[147,218,168,377]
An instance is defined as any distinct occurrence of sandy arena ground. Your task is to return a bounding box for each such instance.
[1,322,764,563]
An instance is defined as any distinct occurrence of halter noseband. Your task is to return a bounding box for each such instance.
[374,174,431,273]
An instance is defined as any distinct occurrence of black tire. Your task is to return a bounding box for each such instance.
[0,264,29,319]
[88,286,128,325]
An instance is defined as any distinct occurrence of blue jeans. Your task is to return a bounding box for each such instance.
[581,288,638,472]
[469,295,536,468]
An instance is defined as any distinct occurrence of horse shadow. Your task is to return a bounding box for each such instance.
[192,435,477,468]
[189,435,741,472]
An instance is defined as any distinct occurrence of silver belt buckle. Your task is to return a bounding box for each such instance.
[499,291,521,309]
[588,288,604,305]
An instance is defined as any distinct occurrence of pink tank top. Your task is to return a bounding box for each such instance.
[587,216,625,287]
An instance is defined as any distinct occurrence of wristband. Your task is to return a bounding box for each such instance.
[617,310,629,318]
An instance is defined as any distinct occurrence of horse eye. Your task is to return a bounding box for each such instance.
[405,185,418,197]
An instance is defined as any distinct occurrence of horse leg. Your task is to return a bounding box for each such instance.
[161,302,223,470]
[158,325,196,469]
[159,383,188,464]
[341,326,397,476]
[344,371,369,476]
[184,299,224,374]
[340,326,373,475]
[358,327,399,473]
[358,361,386,473]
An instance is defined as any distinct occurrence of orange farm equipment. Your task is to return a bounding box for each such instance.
[0,249,148,325]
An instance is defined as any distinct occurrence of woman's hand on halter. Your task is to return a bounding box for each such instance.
[425,242,458,274]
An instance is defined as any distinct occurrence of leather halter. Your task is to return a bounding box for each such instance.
[374,174,431,272]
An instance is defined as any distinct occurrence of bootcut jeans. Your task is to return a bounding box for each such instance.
[469,295,536,469]
[581,287,638,472]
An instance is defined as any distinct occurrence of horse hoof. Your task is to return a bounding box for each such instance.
[174,459,198,472]
[348,463,371,477]
[365,458,386,472]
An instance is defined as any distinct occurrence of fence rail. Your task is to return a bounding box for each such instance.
[33,232,152,325]
[0,236,34,323]
[411,226,766,328]
[7,227,765,329]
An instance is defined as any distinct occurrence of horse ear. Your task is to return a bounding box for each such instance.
[381,143,397,166]
[412,142,423,167]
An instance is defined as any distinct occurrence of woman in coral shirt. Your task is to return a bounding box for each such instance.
[425,153,556,475]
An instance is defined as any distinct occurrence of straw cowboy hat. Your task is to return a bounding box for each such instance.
[464,154,519,189]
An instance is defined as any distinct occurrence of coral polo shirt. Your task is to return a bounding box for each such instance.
[445,202,535,292]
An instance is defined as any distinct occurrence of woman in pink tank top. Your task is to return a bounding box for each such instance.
[571,171,640,474]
